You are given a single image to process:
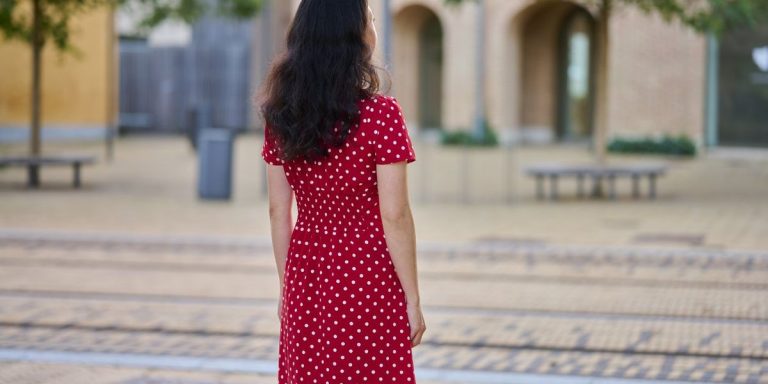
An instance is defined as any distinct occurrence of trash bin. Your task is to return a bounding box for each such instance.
[197,127,235,200]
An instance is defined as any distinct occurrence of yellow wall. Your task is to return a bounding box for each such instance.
[0,7,117,131]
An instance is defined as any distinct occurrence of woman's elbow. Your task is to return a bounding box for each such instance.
[268,202,292,219]
[380,204,411,223]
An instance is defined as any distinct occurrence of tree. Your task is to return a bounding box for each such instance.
[0,0,262,163]
[445,0,768,162]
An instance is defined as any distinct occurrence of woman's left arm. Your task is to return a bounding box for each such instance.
[266,164,294,290]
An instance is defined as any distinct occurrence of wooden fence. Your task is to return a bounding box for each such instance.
[118,17,253,134]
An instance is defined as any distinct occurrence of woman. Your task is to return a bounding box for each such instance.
[258,0,426,383]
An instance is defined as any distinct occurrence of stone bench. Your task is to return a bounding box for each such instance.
[524,162,668,200]
[0,155,97,188]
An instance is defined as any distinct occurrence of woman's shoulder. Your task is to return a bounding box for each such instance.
[358,94,404,124]
[359,93,401,109]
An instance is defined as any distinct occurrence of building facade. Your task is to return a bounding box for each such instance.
[2,0,764,148]
[0,8,118,142]
[263,0,709,147]
[716,23,768,148]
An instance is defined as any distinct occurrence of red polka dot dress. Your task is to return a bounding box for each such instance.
[261,94,418,384]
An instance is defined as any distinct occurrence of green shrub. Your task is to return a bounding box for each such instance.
[607,134,696,156]
[440,120,499,147]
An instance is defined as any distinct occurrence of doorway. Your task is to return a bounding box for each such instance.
[418,13,443,129]
[394,5,444,130]
[557,8,595,141]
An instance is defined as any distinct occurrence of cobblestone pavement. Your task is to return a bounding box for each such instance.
[0,230,766,383]
[1,137,768,382]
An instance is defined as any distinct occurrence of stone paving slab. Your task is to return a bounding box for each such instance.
[0,361,280,384]
[4,356,728,384]
[2,330,767,383]
[0,295,767,359]
[2,137,768,250]
[0,230,767,382]
[3,231,768,287]
[2,234,768,343]
[0,359,479,384]
[1,260,765,321]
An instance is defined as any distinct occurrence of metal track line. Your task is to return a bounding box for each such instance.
[0,348,713,384]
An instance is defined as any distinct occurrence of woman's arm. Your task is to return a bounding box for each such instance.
[376,161,420,305]
[266,164,294,289]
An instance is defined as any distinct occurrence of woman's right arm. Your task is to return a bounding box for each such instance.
[368,95,425,346]
[377,161,426,347]
[377,162,420,305]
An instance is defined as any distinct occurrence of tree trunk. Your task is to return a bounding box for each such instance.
[31,0,43,157]
[594,0,611,164]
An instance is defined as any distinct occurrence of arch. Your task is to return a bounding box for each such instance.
[556,7,597,140]
[393,4,444,130]
[506,0,596,143]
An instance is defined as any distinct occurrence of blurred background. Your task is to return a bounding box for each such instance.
[1,0,767,383]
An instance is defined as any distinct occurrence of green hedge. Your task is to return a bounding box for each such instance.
[440,121,499,147]
[607,134,696,156]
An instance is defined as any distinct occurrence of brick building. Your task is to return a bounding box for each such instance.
[2,0,764,149]
[258,0,765,149]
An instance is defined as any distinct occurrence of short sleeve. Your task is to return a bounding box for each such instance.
[261,123,285,165]
[369,96,416,165]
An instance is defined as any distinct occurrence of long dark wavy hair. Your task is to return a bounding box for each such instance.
[259,0,382,163]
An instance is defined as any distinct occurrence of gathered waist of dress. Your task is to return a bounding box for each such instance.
[293,210,383,237]
[293,186,379,202]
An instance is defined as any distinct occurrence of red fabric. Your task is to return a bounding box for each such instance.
[262,94,417,383]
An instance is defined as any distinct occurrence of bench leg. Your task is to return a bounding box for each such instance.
[649,174,657,199]
[27,165,40,188]
[591,175,603,198]
[549,174,559,201]
[607,175,617,200]
[577,174,585,198]
[535,175,544,200]
[632,175,640,199]
[73,163,82,188]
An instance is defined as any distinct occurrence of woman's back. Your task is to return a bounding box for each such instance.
[262,94,415,238]
[261,94,419,384]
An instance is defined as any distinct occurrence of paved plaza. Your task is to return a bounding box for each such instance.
[0,135,767,383]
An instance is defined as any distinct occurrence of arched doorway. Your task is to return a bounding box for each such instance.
[717,24,768,148]
[557,8,596,140]
[394,5,443,130]
[518,2,595,142]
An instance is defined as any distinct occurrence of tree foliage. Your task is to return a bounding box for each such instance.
[1,0,262,159]
[620,0,768,35]
[121,0,262,36]
[0,0,111,54]
[0,0,262,53]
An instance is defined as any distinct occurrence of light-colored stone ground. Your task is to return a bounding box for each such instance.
[0,361,279,384]
[1,135,767,251]
[0,232,766,383]
[1,137,768,383]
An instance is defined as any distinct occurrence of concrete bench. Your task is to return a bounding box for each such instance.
[0,155,97,188]
[524,162,667,200]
